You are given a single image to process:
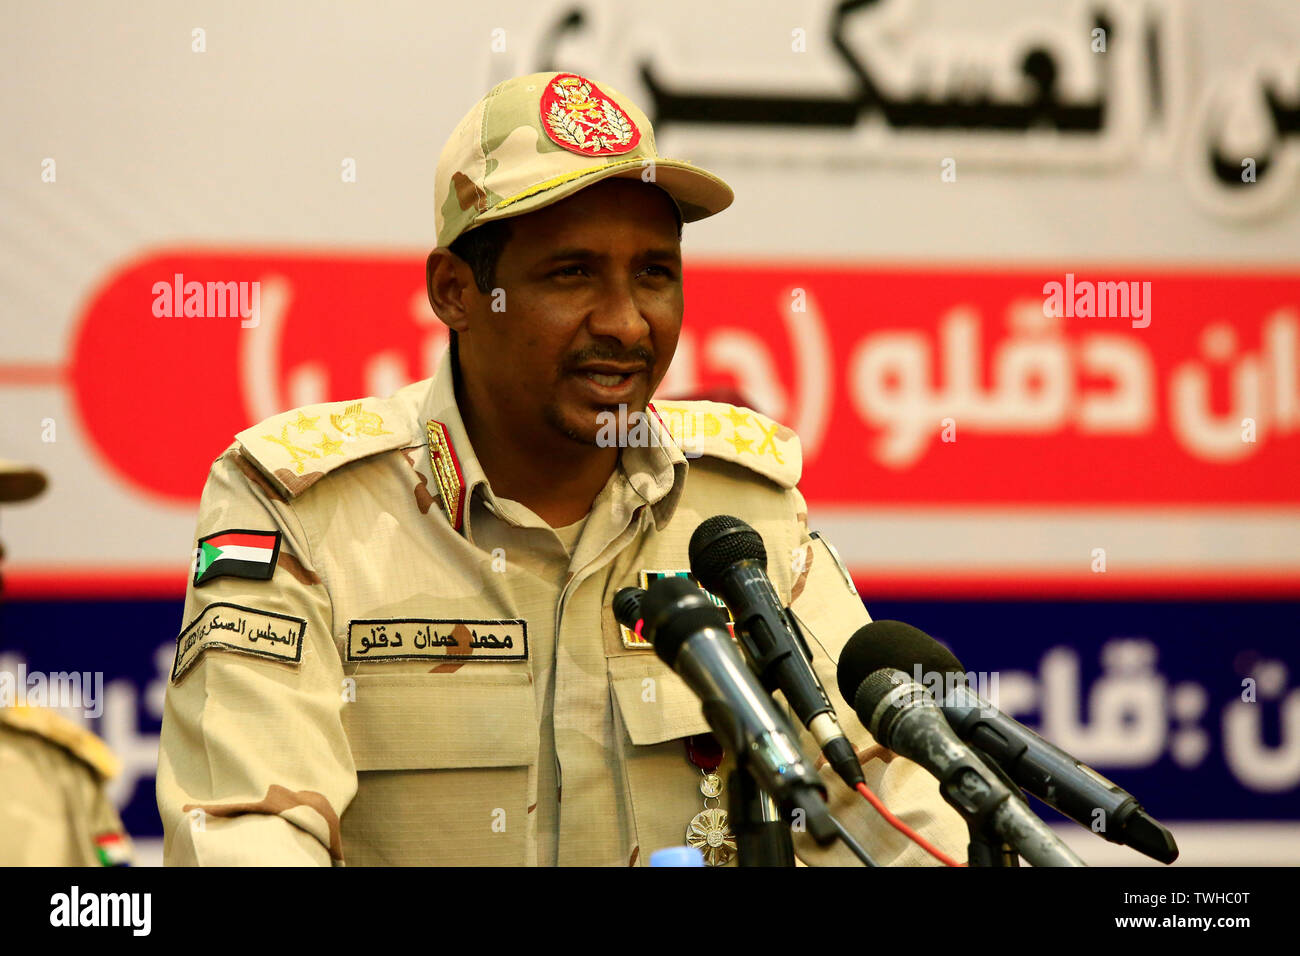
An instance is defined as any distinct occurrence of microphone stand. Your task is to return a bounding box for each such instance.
[966,825,1018,867]
[728,762,796,866]
[964,746,1036,867]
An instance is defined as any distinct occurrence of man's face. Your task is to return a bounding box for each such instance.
[458,178,683,446]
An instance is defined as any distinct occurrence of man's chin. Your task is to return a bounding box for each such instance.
[545,397,648,449]
[544,405,608,448]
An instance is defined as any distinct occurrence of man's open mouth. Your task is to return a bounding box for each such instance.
[585,371,631,386]
[573,366,646,389]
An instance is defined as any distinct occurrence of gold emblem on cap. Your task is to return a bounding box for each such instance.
[540,73,640,156]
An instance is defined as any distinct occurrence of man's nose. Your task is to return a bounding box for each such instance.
[586,282,650,348]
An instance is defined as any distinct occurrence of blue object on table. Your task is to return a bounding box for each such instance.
[650,846,705,867]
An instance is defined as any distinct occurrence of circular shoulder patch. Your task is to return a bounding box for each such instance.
[540,73,641,156]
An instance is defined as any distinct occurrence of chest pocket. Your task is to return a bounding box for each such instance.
[608,654,735,865]
[340,668,538,866]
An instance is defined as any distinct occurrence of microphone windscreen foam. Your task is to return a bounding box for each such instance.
[835,620,965,707]
[689,515,766,592]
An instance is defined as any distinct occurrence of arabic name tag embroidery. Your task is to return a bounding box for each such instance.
[172,602,306,682]
[345,618,528,662]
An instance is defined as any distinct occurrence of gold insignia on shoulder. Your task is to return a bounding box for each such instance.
[752,417,785,464]
[291,411,320,433]
[262,424,321,475]
[314,433,345,457]
[238,395,413,497]
[726,433,754,455]
[650,400,801,488]
[331,402,393,439]
[0,706,121,780]
[426,420,465,530]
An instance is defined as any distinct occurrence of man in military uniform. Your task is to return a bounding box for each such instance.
[157,72,967,866]
[1,460,133,866]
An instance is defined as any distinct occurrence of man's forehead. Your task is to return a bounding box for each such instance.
[533,244,682,264]
[506,182,682,252]
[518,179,679,229]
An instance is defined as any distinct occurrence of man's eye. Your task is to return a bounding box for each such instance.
[642,265,677,279]
[553,265,588,277]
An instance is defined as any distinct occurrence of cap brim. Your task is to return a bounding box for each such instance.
[0,461,47,503]
[474,156,734,234]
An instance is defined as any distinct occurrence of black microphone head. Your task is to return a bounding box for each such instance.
[689,515,767,593]
[854,668,917,745]
[612,587,646,631]
[835,620,965,708]
[639,576,729,668]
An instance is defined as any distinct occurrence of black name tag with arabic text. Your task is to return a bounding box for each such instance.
[172,602,306,682]
[346,618,527,662]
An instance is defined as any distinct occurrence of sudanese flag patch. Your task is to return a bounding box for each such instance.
[193,529,282,587]
[94,832,130,867]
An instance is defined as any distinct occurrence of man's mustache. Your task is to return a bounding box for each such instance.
[564,346,655,370]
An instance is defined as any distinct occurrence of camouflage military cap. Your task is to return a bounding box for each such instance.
[434,71,734,247]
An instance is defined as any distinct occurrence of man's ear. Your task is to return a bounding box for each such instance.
[426,248,472,333]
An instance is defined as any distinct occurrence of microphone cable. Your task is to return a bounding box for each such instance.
[852,780,965,867]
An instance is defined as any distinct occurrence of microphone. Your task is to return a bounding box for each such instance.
[836,654,1086,866]
[689,516,866,791]
[614,577,837,845]
[837,620,1179,864]
[611,586,644,638]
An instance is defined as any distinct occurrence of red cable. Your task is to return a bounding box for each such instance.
[854,781,965,867]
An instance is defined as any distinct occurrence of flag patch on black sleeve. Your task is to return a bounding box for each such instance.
[193,529,282,587]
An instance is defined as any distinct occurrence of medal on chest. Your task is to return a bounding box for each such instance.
[684,733,736,866]
[620,570,736,649]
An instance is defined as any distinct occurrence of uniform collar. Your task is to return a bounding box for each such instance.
[418,347,688,540]
[623,403,688,532]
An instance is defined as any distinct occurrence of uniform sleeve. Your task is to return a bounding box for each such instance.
[156,446,355,866]
[780,487,969,867]
[0,723,132,866]
[82,773,134,866]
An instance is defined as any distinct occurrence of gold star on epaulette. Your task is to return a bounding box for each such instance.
[724,407,751,429]
[292,412,320,433]
[315,434,344,456]
[727,433,754,455]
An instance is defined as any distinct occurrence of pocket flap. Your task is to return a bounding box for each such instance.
[608,654,711,746]
[343,670,538,770]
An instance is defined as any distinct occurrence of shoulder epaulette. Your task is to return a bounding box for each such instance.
[235,394,416,498]
[650,400,802,489]
[0,706,121,780]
